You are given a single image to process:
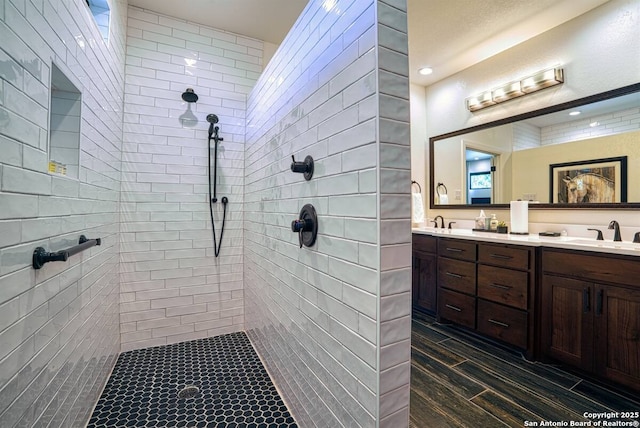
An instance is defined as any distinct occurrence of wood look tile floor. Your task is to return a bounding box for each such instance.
[410,311,640,428]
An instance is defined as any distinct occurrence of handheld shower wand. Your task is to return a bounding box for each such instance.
[207,113,217,139]
[207,114,222,203]
[206,114,227,257]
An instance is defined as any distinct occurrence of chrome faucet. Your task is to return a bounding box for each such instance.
[608,220,622,242]
[433,215,445,228]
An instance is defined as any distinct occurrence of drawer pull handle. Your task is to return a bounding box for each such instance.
[445,272,463,279]
[490,254,512,260]
[445,247,463,252]
[488,319,510,328]
[445,304,462,312]
[490,283,512,290]
[596,289,603,315]
[583,288,590,313]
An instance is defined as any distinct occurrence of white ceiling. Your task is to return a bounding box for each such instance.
[128,0,611,86]
[127,0,308,44]
[407,0,611,86]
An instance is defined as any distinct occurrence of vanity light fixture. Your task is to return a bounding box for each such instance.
[520,67,564,93]
[492,81,524,103]
[466,91,495,112]
[466,67,564,112]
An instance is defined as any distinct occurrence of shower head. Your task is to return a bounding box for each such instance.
[181,88,198,103]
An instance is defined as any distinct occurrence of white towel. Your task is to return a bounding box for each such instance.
[412,192,425,224]
[439,194,449,204]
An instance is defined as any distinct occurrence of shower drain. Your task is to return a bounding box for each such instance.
[177,385,200,399]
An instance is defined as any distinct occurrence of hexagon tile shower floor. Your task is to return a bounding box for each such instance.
[88,332,297,427]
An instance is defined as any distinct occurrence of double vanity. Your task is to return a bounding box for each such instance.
[412,228,640,393]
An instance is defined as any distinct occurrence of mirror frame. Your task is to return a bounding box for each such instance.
[429,82,640,210]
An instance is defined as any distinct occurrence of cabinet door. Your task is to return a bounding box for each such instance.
[541,275,593,372]
[413,251,437,313]
[595,285,640,392]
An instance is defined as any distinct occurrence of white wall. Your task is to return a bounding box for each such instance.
[0,0,126,425]
[410,83,427,212]
[120,7,264,352]
[425,0,640,137]
[512,130,640,203]
[419,0,640,232]
[244,0,412,426]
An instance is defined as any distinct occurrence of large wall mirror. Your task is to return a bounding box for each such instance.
[430,83,640,209]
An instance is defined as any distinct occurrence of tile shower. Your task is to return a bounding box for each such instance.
[0,0,411,427]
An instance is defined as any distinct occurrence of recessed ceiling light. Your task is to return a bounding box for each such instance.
[418,67,433,76]
[569,111,581,116]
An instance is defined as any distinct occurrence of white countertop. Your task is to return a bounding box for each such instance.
[412,227,640,257]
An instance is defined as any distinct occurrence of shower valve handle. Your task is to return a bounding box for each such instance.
[290,155,314,180]
[291,204,318,248]
[291,219,311,233]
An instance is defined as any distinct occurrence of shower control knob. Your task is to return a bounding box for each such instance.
[291,219,309,233]
[290,155,314,180]
[291,204,318,248]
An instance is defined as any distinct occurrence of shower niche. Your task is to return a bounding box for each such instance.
[49,64,81,180]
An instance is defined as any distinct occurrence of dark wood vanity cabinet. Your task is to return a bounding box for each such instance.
[540,274,594,371]
[437,238,477,328]
[412,233,640,392]
[476,243,534,351]
[541,249,640,392]
[436,238,535,354]
[412,235,438,314]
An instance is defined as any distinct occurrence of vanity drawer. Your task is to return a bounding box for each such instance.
[438,257,476,295]
[477,300,527,349]
[478,244,530,270]
[439,289,476,329]
[477,265,528,309]
[413,234,437,254]
[438,239,476,261]
[542,250,640,288]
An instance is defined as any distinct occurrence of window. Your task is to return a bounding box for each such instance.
[86,0,111,42]
[469,171,492,189]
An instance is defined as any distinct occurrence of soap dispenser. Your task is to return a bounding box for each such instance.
[489,214,498,231]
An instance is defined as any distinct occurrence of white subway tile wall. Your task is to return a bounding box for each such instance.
[373,0,414,415]
[513,122,541,151]
[0,0,126,426]
[120,7,260,352]
[245,0,410,427]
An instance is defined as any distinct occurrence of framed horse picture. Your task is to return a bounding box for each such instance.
[550,156,627,204]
